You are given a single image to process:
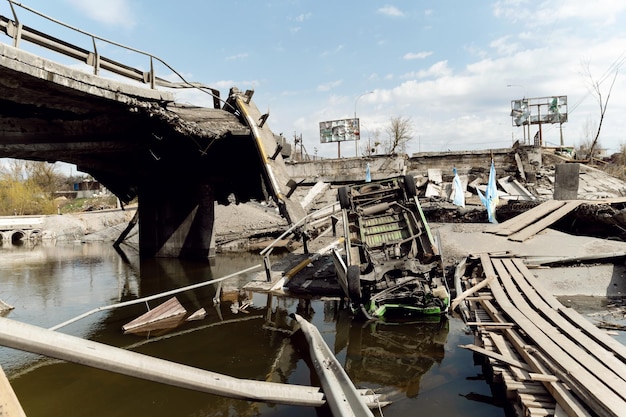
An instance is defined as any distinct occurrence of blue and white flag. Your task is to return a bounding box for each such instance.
[477,159,498,223]
[452,167,465,207]
[365,162,371,183]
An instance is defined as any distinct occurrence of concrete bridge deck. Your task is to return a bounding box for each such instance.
[0,4,303,259]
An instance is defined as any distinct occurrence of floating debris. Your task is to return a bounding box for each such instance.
[122,297,187,334]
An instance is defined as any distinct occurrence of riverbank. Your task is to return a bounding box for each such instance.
[41,202,288,251]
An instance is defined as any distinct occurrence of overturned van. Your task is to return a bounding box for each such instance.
[332,175,450,321]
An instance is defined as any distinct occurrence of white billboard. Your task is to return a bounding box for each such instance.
[319,118,360,143]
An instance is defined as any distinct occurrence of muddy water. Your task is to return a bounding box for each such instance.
[0,242,504,417]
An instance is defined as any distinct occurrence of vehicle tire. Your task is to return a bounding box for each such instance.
[347,265,362,304]
[404,174,417,197]
[338,187,351,209]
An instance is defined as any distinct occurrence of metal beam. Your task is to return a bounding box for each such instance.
[0,316,327,407]
[292,314,378,417]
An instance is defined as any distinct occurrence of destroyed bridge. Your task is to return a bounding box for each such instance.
[0,4,304,259]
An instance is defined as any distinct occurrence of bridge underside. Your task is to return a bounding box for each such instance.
[0,43,302,259]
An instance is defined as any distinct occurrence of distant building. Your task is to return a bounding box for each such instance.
[73,180,106,198]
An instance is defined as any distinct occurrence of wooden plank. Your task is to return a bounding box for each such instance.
[529,348,606,417]
[504,258,626,383]
[486,200,565,236]
[122,297,187,333]
[0,365,27,417]
[459,344,532,371]
[559,306,626,363]
[451,275,495,311]
[514,258,626,363]
[480,254,625,417]
[529,373,559,382]
[466,322,515,328]
[525,406,555,416]
[493,258,626,402]
[508,200,582,242]
[489,332,531,381]
[504,327,593,417]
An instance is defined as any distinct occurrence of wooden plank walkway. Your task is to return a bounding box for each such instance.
[460,254,626,417]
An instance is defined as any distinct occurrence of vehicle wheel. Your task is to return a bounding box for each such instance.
[338,187,351,209]
[347,265,362,304]
[404,175,417,197]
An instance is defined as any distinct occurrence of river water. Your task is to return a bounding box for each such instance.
[0,241,507,417]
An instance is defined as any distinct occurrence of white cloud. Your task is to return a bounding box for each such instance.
[293,12,312,22]
[65,0,136,29]
[489,36,519,56]
[320,45,345,57]
[317,80,343,92]
[403,51,433,60]
[493,0,626,27]
[225,53,249,61]
[377,5,405,17]
[400,60,452,79]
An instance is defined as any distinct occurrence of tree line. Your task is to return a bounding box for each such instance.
[0,160,82,215]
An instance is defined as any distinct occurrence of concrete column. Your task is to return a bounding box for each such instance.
[139,180,216,259]
[554,163,579,200]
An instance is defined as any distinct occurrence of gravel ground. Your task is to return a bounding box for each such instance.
[41,202,289,249]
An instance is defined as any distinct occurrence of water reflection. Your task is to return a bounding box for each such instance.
[337,311,449,399]
[0,242,502,417]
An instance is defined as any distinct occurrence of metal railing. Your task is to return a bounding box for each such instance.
[0,0,222,108]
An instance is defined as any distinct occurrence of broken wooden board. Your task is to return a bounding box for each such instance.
[485,199,565,236]
[507,200,582,242]
[485,199,582,242]
[186,308,207,321]
[122,297,187,334]
[0,364,27,417]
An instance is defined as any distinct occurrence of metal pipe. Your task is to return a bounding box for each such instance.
[292,314,377,417]
[0,317,326,407]
[49,264,262,331]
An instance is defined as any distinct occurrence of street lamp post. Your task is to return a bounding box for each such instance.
[354,91,374,157]
[507,84,530,144]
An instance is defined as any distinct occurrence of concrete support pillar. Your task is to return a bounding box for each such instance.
[554,163,579,200]
[139,180,216,259]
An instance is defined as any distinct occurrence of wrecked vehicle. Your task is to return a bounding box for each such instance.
[332,175,450,321]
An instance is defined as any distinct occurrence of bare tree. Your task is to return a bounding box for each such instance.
[361,129,382,157]
[577,116,599,159]
[383,116,414,154]
[582,58,623,160]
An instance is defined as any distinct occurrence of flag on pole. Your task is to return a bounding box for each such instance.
[476,159,498,223]
[452,167,465,207]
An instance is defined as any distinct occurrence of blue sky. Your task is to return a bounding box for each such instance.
[3,0,626,164]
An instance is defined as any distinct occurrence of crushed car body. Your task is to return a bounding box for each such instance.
[332,175,450,321]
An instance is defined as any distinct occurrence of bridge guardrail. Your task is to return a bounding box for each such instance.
[0,0,222,108]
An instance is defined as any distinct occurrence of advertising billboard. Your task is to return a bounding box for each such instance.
[319,118,360,143]
[510,96,567,127]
